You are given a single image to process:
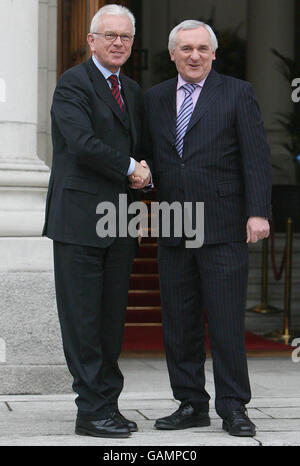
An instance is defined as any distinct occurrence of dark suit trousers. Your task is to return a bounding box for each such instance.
[53,237,136,420]
[158,241,251,418]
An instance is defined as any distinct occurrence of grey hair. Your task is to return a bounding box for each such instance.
[168,20,218,52]
[90,4,136,35]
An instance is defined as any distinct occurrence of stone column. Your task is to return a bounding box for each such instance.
[0,0,52,269]
[0,1,69,394]
[246,0,295,184]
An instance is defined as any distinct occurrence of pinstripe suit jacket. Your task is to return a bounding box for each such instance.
[43,58,143,248]
[144,69,272,246]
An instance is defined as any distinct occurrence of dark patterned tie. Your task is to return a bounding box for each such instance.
[108,74,124,112]
[175,83,197,157]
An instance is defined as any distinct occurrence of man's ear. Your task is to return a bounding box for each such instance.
[87,33,95,52]
[169,50,175,63]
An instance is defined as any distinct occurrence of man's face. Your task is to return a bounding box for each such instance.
[170,27,216,82]
[87,14,134,73]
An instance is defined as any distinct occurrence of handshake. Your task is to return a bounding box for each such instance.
[128,160,151,189]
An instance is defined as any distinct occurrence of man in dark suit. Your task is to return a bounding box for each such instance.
[138,20,272,437]
[43,4,150,438]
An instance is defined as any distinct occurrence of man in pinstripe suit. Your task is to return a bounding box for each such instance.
[137,20,272,436]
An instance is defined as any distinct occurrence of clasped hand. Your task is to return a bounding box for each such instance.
[128,160,151,189]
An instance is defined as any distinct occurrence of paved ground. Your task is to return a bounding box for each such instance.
[0,355,299,447]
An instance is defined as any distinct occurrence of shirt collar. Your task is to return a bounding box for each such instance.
[92,55,121,81]
[177,73,207,90]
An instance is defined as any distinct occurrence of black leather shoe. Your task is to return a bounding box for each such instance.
[75,417,131,438]
[155,404,210,430]
[222,408,256,437]
[113,410,138,432]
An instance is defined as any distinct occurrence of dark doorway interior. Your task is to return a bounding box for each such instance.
[57,0,145,85]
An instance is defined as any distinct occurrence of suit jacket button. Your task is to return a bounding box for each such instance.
[181,163,185,168]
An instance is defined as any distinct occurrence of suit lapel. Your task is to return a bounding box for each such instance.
[159,78,178,142]
[85,58,127,128]
[158,72,223,146]
[186,69,223,135]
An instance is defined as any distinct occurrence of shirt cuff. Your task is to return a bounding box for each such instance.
[127,157,136,176]
[147,172,154,188]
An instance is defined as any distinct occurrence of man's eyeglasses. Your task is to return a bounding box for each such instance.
[92,32,134,43]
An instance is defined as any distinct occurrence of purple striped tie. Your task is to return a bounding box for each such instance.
[175,83,197,157]
[108,74,124,112]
